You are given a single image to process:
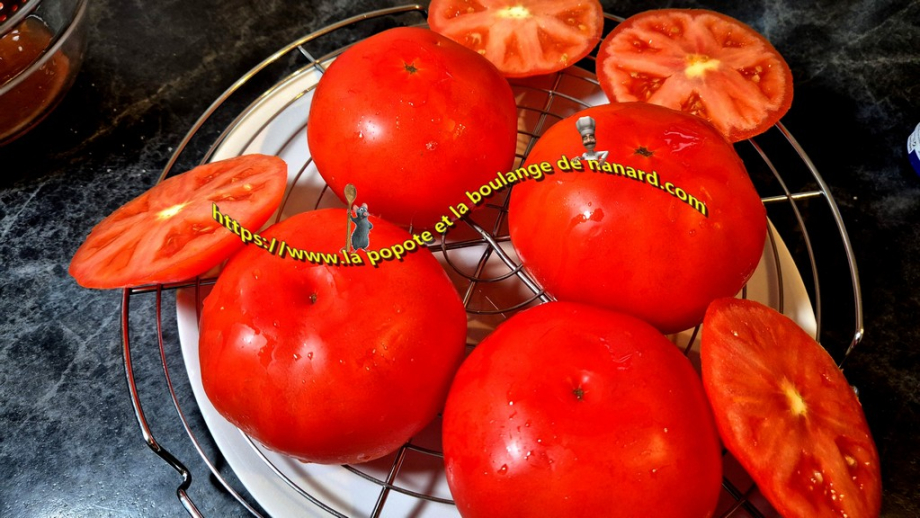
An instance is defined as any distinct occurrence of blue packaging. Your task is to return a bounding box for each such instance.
[909,123,920,176]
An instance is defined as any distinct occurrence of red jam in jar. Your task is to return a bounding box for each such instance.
[0,12,71,143]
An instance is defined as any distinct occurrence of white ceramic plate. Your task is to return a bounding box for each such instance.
[176,60,811,517]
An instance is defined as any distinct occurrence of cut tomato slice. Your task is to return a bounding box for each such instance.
[427,0,604,78]
[596,9,793,142]
[70,154,287,289]
[701,298,881,518]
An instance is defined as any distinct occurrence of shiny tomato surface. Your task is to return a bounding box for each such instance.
[199,209,468,464]
[702,298,882,518]
[596,9,794,142]
[427,0,604,78]
[69,154,287,289]
[442,301,723,517]
[508,102,766,334]
[307,27,518,229]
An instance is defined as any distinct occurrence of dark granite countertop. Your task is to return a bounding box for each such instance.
[1,0,917,516]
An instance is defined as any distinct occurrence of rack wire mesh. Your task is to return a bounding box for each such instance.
[120,5,863,517]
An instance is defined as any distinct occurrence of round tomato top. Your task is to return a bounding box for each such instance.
[69,154,287,289]
[596,9,794,142]
[307,26,518,229]
[198,208,468,464]
[443,301,723,518]
[508,102,767,334]
[427,0,605,78]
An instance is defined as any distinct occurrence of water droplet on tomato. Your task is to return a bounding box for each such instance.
[293,353,301,361]
[307,352,313,360]
[498,464,508,474]
[252,268,261,280]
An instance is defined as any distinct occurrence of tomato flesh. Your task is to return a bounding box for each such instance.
[701,298,882,518]
[427,0,604,78]
[443,301,723,517]
[596,9,793,142]
[69,154,287,289]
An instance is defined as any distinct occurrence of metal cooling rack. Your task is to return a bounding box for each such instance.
[120,4,863,517]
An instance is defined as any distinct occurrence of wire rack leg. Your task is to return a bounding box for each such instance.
[121,288,203,517]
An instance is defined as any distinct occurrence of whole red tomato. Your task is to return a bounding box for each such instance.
[198,209,468,464]
[508,102,767,334]
[442,301,723,517]
[307,26,518,229]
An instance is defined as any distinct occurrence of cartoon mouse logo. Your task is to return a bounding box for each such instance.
[574,116,608,166]
[349,203,373,252]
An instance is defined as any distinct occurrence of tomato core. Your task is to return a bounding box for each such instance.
[685,54,720,78]
[781,379,808,417]
[635,146,653,157]
[156,203,188,220]
[573,387,584,400]
[404,61,418,74]
[496,6,530,19]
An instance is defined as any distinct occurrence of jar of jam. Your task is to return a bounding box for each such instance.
[0,0,88,145]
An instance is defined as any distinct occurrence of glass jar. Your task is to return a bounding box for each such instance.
[0,0,88,145]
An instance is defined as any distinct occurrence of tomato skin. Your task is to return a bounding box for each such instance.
[701,298,882,518]
[198,209,467,464]
[442,301,723,518]
[596,9,794,142]
[427,0,605,78]
[307,27,518,229]
[69,154,287,289]
[508,102,766,334]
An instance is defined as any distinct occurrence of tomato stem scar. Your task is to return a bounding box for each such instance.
[404,62,418,74]
[573,387,585,401]
[310,292,318,304]
[635,146,654,157]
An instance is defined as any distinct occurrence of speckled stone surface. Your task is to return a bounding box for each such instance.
[1,0,917,516]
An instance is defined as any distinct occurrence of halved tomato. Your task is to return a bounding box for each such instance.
[69,154,287,289]
[427,0,604,78]
[701,298,881,518]
[596,9,793,142]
